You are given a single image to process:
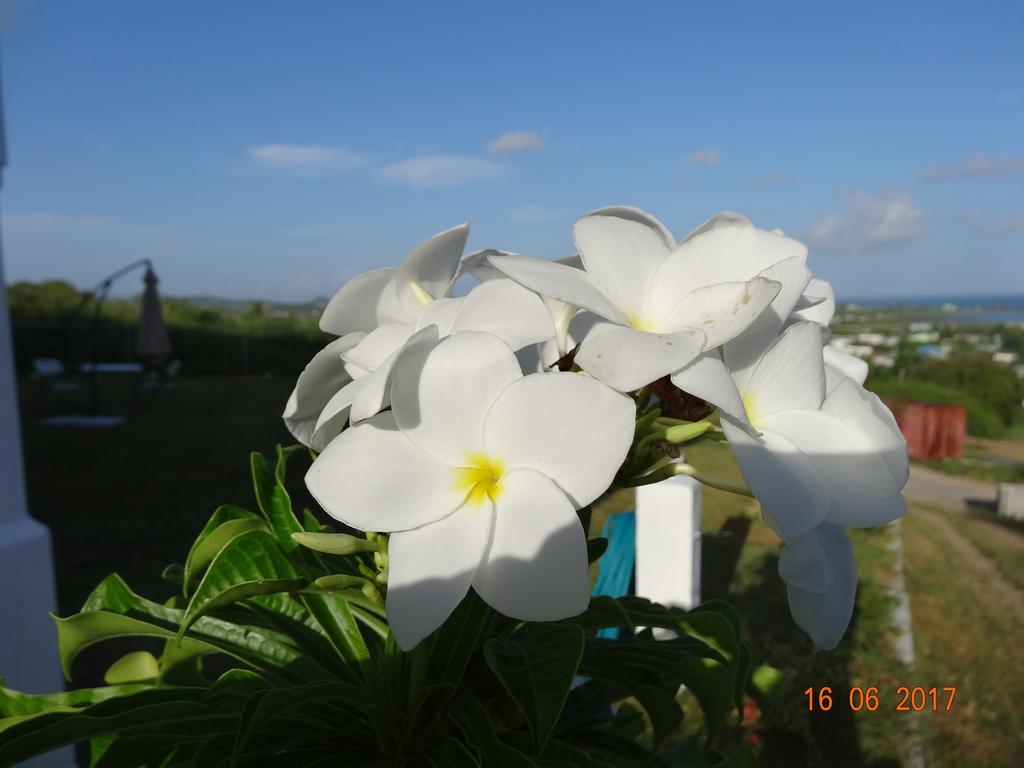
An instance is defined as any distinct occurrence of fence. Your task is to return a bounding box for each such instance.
[11,320,329,376]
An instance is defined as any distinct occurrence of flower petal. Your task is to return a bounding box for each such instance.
[413,296,463,335]
[822,378,910,491]
[305,412,465,531]
[386,501,494,650]
[391,331,522,465]
[575,322,704,393]
[680,210,753,243]
[670,352,753,432]
[778,526,832,593]
[759,409,906,528]
[283,334,365,447]
[310,378,361,451]
[341,322,415,377]
[483,372,634,507]
[740,322,825,419]
[472,469,590,621]
[448,279,555,350]
[823,346,869,389]
[658,277,781,348]
[395,223,469,317]
[785,524,856,650]
[319,268,403,335]
[722,418,828,542]
[349,325,441,425]
[652,222,807,314]
[461,247,515,282]
[791,278,835,327]
[721,257,813,384]
[572,212,671,320]
[488,254,627,323]
[586,205,677,249]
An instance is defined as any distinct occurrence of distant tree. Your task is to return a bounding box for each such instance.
[905,354,1022,429]
[7,280,83,318]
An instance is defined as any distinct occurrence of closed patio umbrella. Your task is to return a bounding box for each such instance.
[136,267,172,367]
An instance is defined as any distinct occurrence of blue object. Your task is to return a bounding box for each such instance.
[592,511,636,639]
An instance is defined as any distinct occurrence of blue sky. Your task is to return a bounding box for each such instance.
[1,0,1021,301]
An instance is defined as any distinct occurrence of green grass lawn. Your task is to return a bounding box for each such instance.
[902,505,1024,767]
[15,375,1024,766]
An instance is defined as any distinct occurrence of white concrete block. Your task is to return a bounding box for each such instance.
[997,483,1024,521]
[635,474,702,612]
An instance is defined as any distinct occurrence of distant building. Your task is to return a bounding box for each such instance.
[917,344,947,360]
[871,353,895,368]
[909,322,934,332]
[994,351,1019,364]
[907,331,940,344]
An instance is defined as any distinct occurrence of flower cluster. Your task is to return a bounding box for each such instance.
[288,207,909,651]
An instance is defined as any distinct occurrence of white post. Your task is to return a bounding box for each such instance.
[635,474,702,617]
[0,86,75,767]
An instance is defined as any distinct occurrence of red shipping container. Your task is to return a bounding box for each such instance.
[883,400,966,460]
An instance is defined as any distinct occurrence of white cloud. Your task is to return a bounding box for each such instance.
[488,131,545,155]
[686,147,721,166]
[248,144,372,177]
[922,153,1024,181]
[805,191,923,250]
[511,204,563,223]
[375,156,509,188]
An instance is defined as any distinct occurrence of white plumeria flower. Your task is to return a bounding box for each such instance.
[305,331,635,650]
[463,249,597,370]
[285,225,554,451]
[672,321,909,543]
[489,207,801,392]
[284,223,470,448]
[778,522,857,649]
[310,278,554,450]
[780,277,868,391]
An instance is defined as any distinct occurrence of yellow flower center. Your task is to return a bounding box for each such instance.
[409,281,435,308]
[454,453,505,507]
[742,391,760,427]
[626,314,658,332]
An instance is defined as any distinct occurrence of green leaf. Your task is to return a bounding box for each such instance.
[484,623,585,754]
[300,594,371,669]
[0,687,245,766]
[554,680,616,738]
[429,591,490,687]
[574,596,634,632]
[0,684,149,723]
[251,446,305,550]
[104,651,160,684]
[302,508,327,532]
[748,662,785,714]
[676,657,734,742]
[161,563,185,587]
[181,529,309,634]
[418,733,480,768]
[183,505,263,588]
[185,518,268,594]
[60,574,327,683]
[229,680,375,762]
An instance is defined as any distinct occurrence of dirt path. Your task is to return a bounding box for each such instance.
[967,436,1024,464]
[903,465,997,511]
[910,504,1024,624]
